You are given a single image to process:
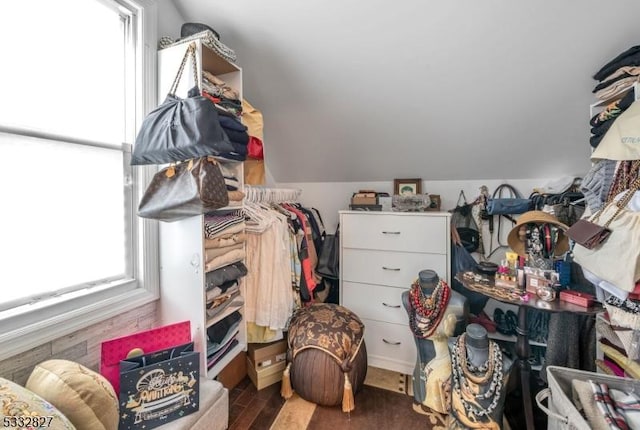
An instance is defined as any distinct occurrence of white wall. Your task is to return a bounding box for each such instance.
[278,177,563,231]
[277,177,577,263]
[156,0,186,40]
[172,0,639,184]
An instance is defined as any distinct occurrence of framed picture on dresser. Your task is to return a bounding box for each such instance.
[394,178,422,195]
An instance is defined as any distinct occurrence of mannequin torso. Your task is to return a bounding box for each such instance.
[402,269,469,413]
[448,324,513,430]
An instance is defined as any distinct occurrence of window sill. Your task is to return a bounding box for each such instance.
[0,287,159,362]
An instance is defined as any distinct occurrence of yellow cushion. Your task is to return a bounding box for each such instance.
[25,360,118,430]
[0,376,75,430]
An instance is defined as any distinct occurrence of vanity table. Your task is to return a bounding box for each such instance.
[455,273,603,430]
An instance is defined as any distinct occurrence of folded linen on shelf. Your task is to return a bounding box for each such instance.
[205,232,247,249]
[590,90,636,127]
[594,75,640,100]
[207,338,239,369]
[205,261,248,289]
[205,248,246,272]
[168,30,237,63]
[204,211,244,238]
[207,327,240,357]
[202,70,239,100]
[593,45,640,81]
[206,280,238,302]
[205,243,244,261]
[599,65,640,83]
[207,311,243,344]
[206,293,243,320]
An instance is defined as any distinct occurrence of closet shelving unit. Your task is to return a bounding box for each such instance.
[156,39,247,379]
[482,299,547,371]
[591,81,640,370]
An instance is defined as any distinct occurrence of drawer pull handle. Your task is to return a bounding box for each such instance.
[382,267,401,271]
[382,338,401,346]
[382,231,401,235]
[382,302,401,308]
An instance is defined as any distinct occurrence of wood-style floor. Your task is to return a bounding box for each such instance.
[227,375,435,430]
[228,377,285,430]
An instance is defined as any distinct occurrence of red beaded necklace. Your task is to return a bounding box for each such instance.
[408,279,451,338]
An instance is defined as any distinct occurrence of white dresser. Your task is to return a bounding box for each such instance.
[339,210,451,375]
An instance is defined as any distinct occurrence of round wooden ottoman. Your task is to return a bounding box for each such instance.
[281,303,367,412]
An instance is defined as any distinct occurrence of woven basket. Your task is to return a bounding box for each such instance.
[538,366,640,430]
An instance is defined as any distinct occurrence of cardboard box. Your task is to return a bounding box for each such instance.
[216,351,247,390]
[246,357,286,390]
[247,339,287,370]
[351,192,377,206]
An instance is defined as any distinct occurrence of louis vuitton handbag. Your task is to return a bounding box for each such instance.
[138,156,229,222]
[572,178,640,292]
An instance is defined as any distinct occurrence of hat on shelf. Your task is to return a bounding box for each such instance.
[181,22,220,40]
[507,210,569,257]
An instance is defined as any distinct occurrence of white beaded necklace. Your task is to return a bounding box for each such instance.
[450,334,504,418]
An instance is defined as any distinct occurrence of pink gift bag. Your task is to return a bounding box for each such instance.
[100,321,191,393]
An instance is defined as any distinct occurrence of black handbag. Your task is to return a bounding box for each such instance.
[450,226,488,315]
[316,226,339,280]
[451,191,481,253]
[138,157,229,222]
[131,42,234,165]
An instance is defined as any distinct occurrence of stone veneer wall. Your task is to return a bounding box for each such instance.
[0,300,159,386]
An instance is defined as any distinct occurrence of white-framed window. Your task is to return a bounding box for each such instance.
[0,0,159,360]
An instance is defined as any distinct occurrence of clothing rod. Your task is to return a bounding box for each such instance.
[243,186,302,203]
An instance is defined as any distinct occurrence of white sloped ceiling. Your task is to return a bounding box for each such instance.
[165,0,640,183]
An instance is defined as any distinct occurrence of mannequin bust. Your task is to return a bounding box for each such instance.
[448,324,513,430]
[402,269,469,414]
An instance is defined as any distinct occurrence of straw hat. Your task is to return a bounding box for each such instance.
[507,210,569,257]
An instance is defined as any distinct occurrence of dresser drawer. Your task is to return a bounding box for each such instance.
[342,248,448,287]
[342,282,409,325]
[362,318,416,368]
[341,213,449,254]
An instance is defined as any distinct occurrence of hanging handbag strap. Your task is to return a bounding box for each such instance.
[592,178,640,228]
[485,184,521,258]
[169,42,199,96]
[492,183,522,199]
[456,190,468,207]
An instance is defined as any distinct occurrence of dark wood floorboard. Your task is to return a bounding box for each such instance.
[227,376,435,430]
[306,385,434,430]
[227,376,284,430]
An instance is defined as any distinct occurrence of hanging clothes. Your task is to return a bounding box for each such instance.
[243,202,295,342]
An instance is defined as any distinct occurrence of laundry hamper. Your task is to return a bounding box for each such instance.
[537,365,640,430]
[281,303,367,412]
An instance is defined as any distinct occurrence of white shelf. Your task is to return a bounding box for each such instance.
[205,301,244,329]
[158,40,247,380]
[488,331,547,348]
